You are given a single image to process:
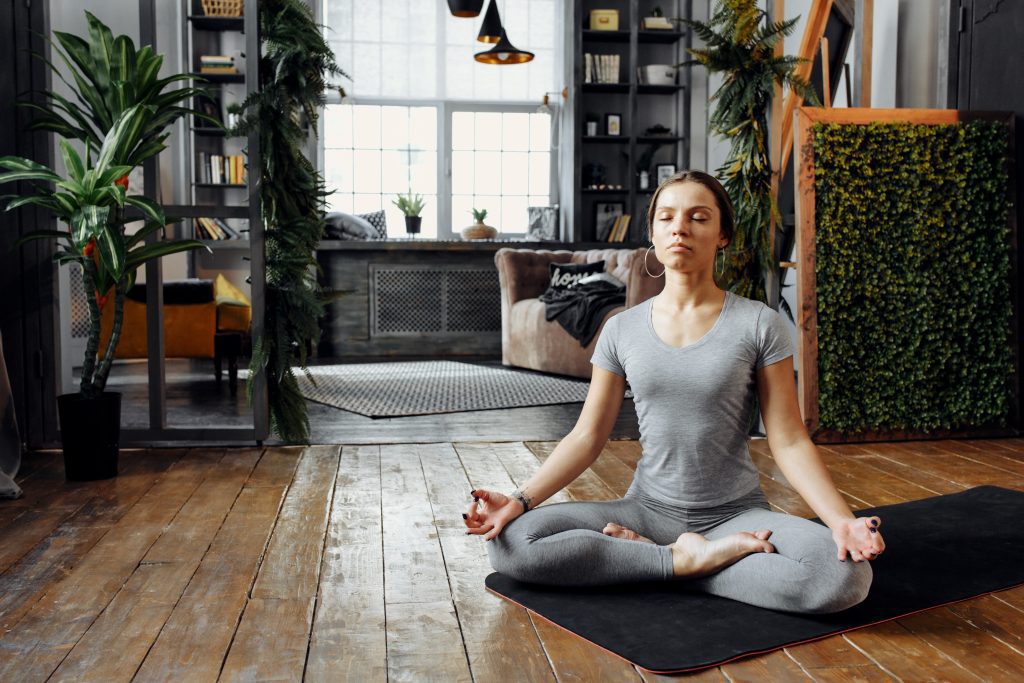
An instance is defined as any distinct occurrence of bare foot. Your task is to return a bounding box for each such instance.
[602,522,656,544]
[670,529,775,578]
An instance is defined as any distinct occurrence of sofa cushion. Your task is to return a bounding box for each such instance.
[548,260,605,291]
[356,210,388,239]
[508,298,624,378]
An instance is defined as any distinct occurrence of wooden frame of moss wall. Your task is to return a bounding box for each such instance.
[793,107,1018,443]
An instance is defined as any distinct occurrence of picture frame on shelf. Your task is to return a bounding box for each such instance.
[594,201,624,242]
[605,113,622,136]
[656,163,677,185]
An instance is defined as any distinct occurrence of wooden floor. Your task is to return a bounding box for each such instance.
[3,438,1024,681]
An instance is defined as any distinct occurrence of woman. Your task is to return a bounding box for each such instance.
[463,171,884,614]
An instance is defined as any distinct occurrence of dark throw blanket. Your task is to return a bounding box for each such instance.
[540,281,625,346]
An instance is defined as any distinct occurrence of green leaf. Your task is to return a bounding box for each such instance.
[125,239,211,271]
[123,194,165,225]
[70,204,110,252]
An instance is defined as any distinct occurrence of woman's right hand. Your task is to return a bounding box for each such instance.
[464,489,523,541]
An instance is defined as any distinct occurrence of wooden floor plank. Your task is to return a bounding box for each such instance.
[0,450,183,633]
[219,446,338,681]
[380,444,473,682]
[841,620,984,682]
[306,445,387,682]
[897,607,1024,680]
[0,449,223,682]
[424,442,555,682]
[133,446,299,682]
[481,441,573,505]
[49,449,260,682]
[0,450,182,575]
[718,650,812,681]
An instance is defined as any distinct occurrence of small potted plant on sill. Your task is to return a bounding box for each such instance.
[462,208,497,240]
[0,107,209,481]
[393,191,426,237]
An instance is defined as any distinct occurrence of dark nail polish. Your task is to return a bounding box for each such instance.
[871,519,879,527]
[461,513,468,519]
[470,490,476,497]
[474,496,480,503]
[870,528,877,533]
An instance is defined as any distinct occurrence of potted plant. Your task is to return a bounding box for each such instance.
[392,191,426,237]
[462,208,497,240]
[0,108,209,480]
[0,12,211,480]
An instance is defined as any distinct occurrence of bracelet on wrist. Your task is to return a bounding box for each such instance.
[510,489,532,513]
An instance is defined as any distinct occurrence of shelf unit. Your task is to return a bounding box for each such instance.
[169,0,255,258]
[573,0,691,243]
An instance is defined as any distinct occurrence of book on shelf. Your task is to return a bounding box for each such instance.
[197,153,246,185]
[195,216,243,241]
[583,53,620,84]
[607,214,631,242]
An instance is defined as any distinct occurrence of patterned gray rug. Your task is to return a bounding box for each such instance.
[296,361,625,418]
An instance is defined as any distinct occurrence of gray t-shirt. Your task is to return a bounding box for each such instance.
[591,290,794,508]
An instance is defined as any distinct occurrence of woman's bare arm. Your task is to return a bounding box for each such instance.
[464,366,626,540]
[757,356,885,561]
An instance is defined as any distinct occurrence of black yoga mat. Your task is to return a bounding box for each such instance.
[486,486,1024,674]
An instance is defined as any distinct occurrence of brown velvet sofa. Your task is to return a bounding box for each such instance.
[494,247,664,378]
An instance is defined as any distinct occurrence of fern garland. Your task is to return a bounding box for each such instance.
[232,0,347,442]
[683,0,817,303]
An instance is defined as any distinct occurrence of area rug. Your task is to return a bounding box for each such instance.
[486,486,1024,674]
[295,361,627,418]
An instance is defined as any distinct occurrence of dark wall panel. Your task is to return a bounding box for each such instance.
[0,0,57,447]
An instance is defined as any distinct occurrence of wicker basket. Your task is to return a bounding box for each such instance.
[201,0,243,17]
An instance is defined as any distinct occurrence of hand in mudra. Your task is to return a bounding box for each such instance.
[832,516,885,562]
[464,489,523,541]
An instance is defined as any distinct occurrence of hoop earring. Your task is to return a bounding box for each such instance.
[715,247,725,278]
[644,245,665,278]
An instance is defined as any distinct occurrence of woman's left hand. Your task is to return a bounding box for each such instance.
[831,516,885,562]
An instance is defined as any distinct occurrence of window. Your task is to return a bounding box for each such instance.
[321,0,561,239]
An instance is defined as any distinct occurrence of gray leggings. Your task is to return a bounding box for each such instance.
[486,487,872,614]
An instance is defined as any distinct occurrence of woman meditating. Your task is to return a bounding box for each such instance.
[464,171,884,614]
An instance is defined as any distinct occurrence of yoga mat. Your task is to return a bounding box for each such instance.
[486,486,1024,673]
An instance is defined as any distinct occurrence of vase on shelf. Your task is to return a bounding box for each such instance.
[461,220,497,240]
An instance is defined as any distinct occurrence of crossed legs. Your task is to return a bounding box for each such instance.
[486,497,872,614]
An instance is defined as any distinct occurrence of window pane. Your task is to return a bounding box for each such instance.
[530,113,551,150]
[380,106,409,150]
[501,152,529,195]
[353,150,381,193]
[324,104,352,148]
[353,106,381,149]
[451,195,474,228]
[409,107,437,150]
[474,113,501,151]
[500,195,529,234]
[380,150,408,194]
[409,150,437,194]
[529,153,550,195]
[452,112,474,151]
[474,151,501,195]
[451,151,474,195]
[354,193,382,214]
[502,113,530,152]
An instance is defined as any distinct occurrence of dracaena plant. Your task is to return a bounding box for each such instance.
[24,10,214,168]
[0,105,209,398]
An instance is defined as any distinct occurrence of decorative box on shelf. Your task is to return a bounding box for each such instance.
[589,9,619,31]
[201,0,243,17]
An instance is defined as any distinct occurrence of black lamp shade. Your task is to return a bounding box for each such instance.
[448,0,484,17]
[477,0,502,43]
[474,29,534,64]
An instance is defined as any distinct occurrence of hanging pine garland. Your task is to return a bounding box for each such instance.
[232,0,347,442]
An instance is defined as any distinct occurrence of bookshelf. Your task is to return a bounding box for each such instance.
[572,0,691,243]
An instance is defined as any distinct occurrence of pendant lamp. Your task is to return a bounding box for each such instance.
[447,0,484,17]
[476,0,502,43]
[474,28,534,64]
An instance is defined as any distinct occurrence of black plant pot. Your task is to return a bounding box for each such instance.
[404,215,422,236]
[57,392,120,481]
